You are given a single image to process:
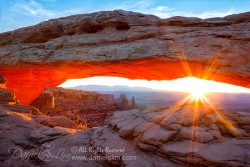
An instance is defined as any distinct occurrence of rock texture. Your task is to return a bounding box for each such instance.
[0,89,19,104]
[31,91,55,109]
[1,98,249,166]
[0,104,81,166]
[0,10,250,104]
[93,102,250,166]
[131,96,137,109]
[0,74,19,104]
[31,87,136,127]
[0,74,6,89]
[118,93,129,110]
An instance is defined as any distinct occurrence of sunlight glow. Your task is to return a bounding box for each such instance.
[58,76,247,137]
[59,76,250,94]
[191,90,206,98]
[190,91,206,103]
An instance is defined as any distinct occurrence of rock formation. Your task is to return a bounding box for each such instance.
[0,74,80,126]
[31,87,119,127]
[0,75,43,115]
[0,74,6,89]
[118,93,129,110]
[0,89,19,105]
[130,96,137,109]
[0,105,80,166]
[0,75,19,104]
[31,87,140,127]
[31,87,117,110]
[99,94,115,104]
[31,92,55,109]
[0,10,249,104]
[92,102,250,166]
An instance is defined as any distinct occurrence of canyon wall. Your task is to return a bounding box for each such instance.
[0,10,249,104]
[30,87,135,127]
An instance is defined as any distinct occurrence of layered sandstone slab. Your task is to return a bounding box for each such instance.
[0,10,250,104]
[92,104,250,166]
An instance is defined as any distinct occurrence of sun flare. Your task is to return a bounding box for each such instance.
[190,90,207,99]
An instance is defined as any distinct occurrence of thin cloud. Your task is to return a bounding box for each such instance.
[10,0,86,20]
[11,0,55,18]
[193,10,241,18]
[143,6,244,19]
[41,0,55,2]
[104,1,248,19]
[9,0,248,20]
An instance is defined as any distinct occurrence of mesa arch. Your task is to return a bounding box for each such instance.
[0,10,250,105]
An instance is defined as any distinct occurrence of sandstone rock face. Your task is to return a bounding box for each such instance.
[99,94,115,104]
[0,76,43,115]
[31,92,55,109]
[31,87,120,128]
[29,126,77,144]
[118,93,129,110]
[2,103,43,115]
[39,115,79,129]
[130,96,137,109]
[0,88,19,104]
[0,103,84,166]
[0,75,19,104]
[0,74,6,89]
[93,104,250,166]
[31,87,139,128]
[0,78,19,104]
[0,11,249,104]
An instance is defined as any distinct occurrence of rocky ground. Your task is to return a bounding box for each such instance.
[0,74,249,167]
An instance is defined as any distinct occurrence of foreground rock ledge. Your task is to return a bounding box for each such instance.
[93,105,250,167]
[0,10,250,104]
[1,103,249,166]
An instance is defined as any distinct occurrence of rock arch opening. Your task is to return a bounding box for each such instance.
[58,76,250,94]
[57,76,250,113]
[28,76,250,128]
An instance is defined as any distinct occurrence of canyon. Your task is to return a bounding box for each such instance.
[0,10,250,104]
[30,87,136,127]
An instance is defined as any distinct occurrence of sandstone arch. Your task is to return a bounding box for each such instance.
[0,10,250,104]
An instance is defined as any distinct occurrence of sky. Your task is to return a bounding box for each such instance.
[59,77,250,93]
[1,0,250,32]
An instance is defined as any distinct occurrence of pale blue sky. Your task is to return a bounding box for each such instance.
[0,0,250,33]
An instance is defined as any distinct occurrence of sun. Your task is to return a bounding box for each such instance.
[189,89,208,101]
[191,90,206,98]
